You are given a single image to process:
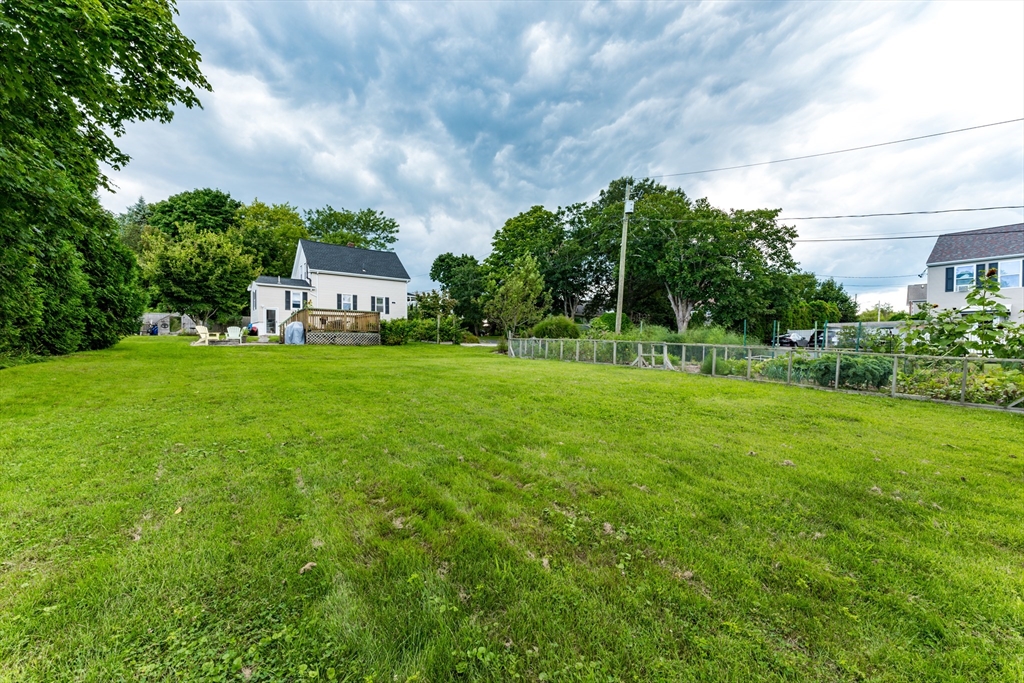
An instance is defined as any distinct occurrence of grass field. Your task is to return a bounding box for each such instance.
[1,337,1023,682]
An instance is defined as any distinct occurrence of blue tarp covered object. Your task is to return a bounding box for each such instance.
[284,321,305,345]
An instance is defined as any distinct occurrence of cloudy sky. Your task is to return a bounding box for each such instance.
[102,0,1024,310]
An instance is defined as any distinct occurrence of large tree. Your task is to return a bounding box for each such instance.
[149,188,241,237]
[632,193,797,332]
[486,206,590,318]
[304,206,399,250]
[235,199,309,276]
[570,178,678,325]
[430,253,486,333]
[0,0,208,355]
[144,225,257,326]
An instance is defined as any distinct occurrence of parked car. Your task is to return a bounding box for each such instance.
[806,329,840,348]
[777,332,807,347]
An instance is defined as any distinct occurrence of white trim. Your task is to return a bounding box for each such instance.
[928,253,1024,267]
[251,281,313,290]
[309,268,410,283]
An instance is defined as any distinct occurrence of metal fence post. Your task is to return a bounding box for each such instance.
[663,344,670,370]
[960,358,969,403]
[787,349,793,384]
[747,351,752,380]
[891,355,898,397]
[834,351,841,389]
[593,340,597,363]
[576,339,580,362]
[712,347,717,376]
[560,340,564,360]
[613,341,617,365]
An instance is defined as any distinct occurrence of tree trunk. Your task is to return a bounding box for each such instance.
[666,289,695,333]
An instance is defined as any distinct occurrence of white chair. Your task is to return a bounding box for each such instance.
[194,325,220,346]
[226,326,243,343]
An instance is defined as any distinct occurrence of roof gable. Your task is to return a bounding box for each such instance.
[298,239,410,280]
[926,223,1024,265]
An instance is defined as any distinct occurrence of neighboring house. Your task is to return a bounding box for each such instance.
[248,240,410,334]
[925,223,1023,321]
[905,283,927,315]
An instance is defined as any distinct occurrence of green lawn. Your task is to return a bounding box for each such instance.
[1,337,1022,682]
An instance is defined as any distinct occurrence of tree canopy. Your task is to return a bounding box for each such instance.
[143,225,257,326]
[0,0,208,356]
[149,188,242,237]
[304,206,399,250]
[235,199,308,277]
[430,253,486,333]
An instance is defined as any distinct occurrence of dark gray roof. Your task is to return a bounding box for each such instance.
[255,275,311,288]
[299,239,410,280]
[926,223,1024,265]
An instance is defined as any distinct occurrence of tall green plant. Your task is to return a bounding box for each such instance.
[903,271,1023,357]
[484,254,551,337]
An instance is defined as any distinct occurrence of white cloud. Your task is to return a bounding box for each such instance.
[99,0,1023,305]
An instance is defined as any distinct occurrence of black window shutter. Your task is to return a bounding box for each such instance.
[302,291,308,307]
[353,295,358,311]
[945,268,953,292]
[385,297,390,314]
[370,297,376,312]
[285,290,291,309]
[337,293,342,310]
[976,264,985,284]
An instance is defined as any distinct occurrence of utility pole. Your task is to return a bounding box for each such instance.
[614,183,634,334]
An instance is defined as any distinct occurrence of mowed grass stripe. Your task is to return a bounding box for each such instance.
[0,337,1022,682]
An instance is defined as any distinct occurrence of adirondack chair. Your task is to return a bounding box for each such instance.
[225,326,243,343]
[195,325,220,345]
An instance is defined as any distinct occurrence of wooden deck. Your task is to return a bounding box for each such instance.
[279,308,381,345]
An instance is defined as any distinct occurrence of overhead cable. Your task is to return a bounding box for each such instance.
[648,117,1024,178]
[783,205,1024,220]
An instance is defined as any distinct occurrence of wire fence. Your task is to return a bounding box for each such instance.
[508,338,1024,412]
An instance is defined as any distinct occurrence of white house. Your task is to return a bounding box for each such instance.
[920,223,1023,321]
[247,239,410,334]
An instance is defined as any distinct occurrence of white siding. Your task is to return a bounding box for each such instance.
[290,243,308,281]
[927,263,1024,322]
[311,272,407,320]
[250,283,310,334]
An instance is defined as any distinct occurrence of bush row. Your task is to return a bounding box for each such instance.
[379,317,463,346]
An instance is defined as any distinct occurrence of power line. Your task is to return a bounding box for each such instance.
[648,117,1024,178]
[794,227,1024,243]
[822,273,923,279]
[784,205,1024,220]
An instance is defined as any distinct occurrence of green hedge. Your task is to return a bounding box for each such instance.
[531,315,580,339]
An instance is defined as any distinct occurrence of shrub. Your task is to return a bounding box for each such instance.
[699,353,748,376]
[402,316,463,344]
[758,353,893,389]
[496,337,508,354]
[380,318,415,345]
[531,315,580,339]
[462,331,480,344]
[589,312,630,334]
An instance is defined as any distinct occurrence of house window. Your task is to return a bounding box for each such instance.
[954,265,974,292]
[999,260,1022,288]
[291,292,304,309]
[372,296,384,312]
[339,294,353,311]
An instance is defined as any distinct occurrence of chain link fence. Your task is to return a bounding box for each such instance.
[508,338,1024,412]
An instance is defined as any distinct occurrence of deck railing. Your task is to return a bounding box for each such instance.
[279,308,380,335]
